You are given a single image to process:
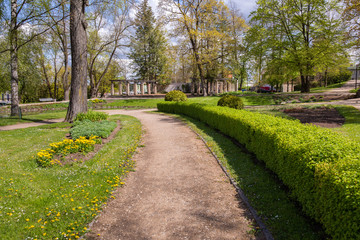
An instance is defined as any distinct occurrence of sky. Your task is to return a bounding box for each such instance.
[147,0,258,20]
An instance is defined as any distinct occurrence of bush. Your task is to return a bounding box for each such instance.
[157,102,360,239]
[164,90,187,102]
[74,111,109,122]
[71,120,117,139]
[217,95,244,109]
[89,99,106,103]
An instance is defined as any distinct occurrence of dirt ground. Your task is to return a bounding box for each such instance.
[86,109,262,240]
[283,107,345,128]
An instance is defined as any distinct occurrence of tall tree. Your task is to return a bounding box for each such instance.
[88,0,132,98]
[129,0,169,82]
[65,0,88,122]
[250,0,345,92]
[42,0,71,100]
[343,0,360,97]
[1,1,61,116]
[161,0,245,95]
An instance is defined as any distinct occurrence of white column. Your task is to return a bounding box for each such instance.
[118,82,122,95]
[126,82,130,96]
[141,82,145,95]
[111,82,114,95]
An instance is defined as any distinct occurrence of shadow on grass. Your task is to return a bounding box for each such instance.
[178,114,327,240]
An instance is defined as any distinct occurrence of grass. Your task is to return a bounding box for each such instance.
[296,82,347,93]
[333,105,360,142]
[103,95,275,109]
[164,112,325,239]
[0,111,66,126]
[103,99,163,108]
[0,114,142,239]
[248,104,360,142]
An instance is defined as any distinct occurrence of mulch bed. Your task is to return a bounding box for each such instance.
[283,107,345,128]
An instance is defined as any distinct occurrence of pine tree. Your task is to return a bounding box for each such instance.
[129,0,168,81]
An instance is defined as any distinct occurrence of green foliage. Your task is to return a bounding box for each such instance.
[157,102,360,239]
[164,90,187,102]
[70,120,117,140]
[327,70,352,85]
[129,0,170,82]
[89,99,106,103]
[74,111,109,122]
[350,88,360,93]
[217,95,244,109]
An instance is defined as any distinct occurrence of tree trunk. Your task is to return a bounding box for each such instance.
[300,75,311,93]
[63,37,70,101]
[324,67,328,87]
[10,0,20,116]
[61,2,70,101]
[41,60,53,98]
[65,0,88,122]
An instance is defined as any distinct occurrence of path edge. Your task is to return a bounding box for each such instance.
[174,113,275,240]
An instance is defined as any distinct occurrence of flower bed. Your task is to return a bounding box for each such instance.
[35,136,101,167]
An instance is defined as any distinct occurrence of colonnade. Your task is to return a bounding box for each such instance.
[191,79,237,95]
[110,80,158,96]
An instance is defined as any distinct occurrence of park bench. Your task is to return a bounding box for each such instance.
[39,98,56,102]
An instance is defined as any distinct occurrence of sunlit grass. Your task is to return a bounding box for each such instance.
[333,105,360,142]
[0,115,141,239]
[249,105,360,142]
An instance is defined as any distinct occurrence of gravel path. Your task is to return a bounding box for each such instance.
[86,109,258,240]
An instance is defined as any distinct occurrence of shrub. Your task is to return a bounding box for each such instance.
[350,88,360,93]
[217,95,244,109]
[164,90,187,102]
[89,99,106,103]
[74,111,109,122]
[71,120,117,140]
[157,102,360,239]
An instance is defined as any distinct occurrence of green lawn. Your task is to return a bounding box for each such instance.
[0,115,141,239]
[0,111,66,126]
[333,105,360,142]
[167,112,325,240]
[248,105,360,142]
[103,95,275,108]
[289,82,347,93]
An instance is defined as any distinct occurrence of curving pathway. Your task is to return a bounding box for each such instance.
[86,109,258,240]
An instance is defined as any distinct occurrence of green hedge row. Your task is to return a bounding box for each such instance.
[157,102,360,239]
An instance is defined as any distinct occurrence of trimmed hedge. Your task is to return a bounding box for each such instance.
[217,95,244,109]
[165,90,187,102]
[157,102,360,239]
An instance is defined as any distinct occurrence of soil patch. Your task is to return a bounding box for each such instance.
[283,107,345,128]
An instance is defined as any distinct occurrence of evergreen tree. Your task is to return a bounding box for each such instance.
[129,0,168,81]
